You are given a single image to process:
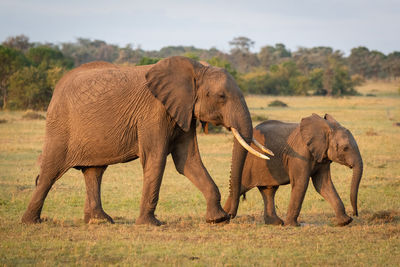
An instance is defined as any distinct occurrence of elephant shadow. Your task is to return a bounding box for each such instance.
[363,210,400,225]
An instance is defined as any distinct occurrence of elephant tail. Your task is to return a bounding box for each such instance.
[242,192,247,201]
[35,175,39,186]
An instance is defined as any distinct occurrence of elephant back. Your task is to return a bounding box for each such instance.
[255,120,298,144]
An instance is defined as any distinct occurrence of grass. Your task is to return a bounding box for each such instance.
[1,80,399,265]
[355,78,400,97]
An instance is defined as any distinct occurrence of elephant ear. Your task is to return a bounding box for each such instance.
[324,113,341,128]
[300,113,332,163]
[145,56,203,132]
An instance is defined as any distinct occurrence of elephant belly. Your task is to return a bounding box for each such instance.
[66,116,140,167]
[265,159,290,185]
[245,156,290,188]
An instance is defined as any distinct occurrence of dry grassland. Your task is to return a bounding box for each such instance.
[0,80,399,265]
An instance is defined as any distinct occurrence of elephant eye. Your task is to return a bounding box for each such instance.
[218,93,226,99]
[343,146,349,152]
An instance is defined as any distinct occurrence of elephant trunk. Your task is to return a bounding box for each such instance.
[350,154,363,216]
[226,100,253,218]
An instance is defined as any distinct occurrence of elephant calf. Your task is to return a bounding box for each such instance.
[224,114,363,226]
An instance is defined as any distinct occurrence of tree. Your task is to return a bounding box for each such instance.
[259,43,291,69]
[384,52,400,78]
[323,65,334,96]
[293,46,342,75]
[308,68,324,95]
[61,38,119,66]
[237,68,268,94]
[115,44,144,65]
[0,45,28,109]
[8,65,51,110]
[348,46,385,78]
[229,36,255,53]
[2,34,32,52]
[228,37,259,73]
[321,56,357,96]
[207,56,237,78]
[27,46,73,69]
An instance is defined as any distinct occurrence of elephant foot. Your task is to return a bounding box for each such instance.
[21,211,42,224]
[205,207,230,224]
[84,210,114,224]
[264,216,284,226]
[136,214,163,226]
[336,215,353,226]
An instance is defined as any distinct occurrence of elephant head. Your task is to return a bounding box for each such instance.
[300,113,363,216]
[145,56,271,218]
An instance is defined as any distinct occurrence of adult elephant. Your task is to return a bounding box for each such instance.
[21,56,271,226]
[224,114,363,226]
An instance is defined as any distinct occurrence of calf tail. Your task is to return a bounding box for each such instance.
[35,175,39,186]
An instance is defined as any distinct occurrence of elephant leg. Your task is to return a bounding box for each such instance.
[135,152,167,226]
[172,130,229,223]
[21,164,64,223]
[311,165,352,226]
[82,166,114,224]
[258,186,283,225]
[223,186,247,215]
[284,174,310,226]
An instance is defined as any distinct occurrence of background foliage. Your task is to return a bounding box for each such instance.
[1,35,400,110]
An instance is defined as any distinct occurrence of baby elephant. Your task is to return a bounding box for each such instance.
[224,114,363,226]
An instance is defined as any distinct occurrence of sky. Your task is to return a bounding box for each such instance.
[1,0,399,55]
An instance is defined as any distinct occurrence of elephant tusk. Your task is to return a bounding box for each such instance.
[252,138,274,156]
[231,128,270,160]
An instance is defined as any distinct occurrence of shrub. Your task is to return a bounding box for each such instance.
[268,100,288,107]
[136,57,160,66]
[251,114,268,122]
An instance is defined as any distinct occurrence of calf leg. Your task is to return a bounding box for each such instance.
[284,174,310,226]
[312,164,352,226]
[258,186,283,225]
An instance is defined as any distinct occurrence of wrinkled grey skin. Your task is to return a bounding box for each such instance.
[21,56,252,225]
[224,114,363,226]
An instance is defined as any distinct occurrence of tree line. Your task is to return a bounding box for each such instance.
[1,35,399,110]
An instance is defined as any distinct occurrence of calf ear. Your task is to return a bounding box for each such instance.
[145,56,204,132]
[300,113,331,163]
[324,113,341,128]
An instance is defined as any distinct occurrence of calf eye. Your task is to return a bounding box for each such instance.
[343,146,349,152]
[218,93,226,99]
